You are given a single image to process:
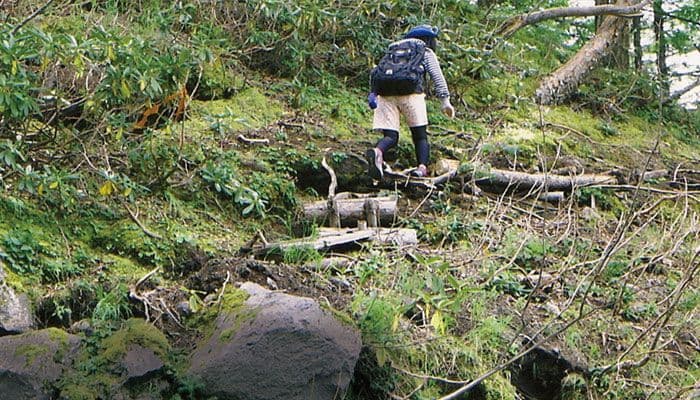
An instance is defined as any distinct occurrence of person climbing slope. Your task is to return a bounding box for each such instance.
[365,24,455,179]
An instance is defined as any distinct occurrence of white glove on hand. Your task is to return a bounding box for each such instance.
[440,97,455,119]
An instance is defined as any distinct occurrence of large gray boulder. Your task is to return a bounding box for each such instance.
[188,282,362,400]
[0,328,82,399]
[0,263,35,334]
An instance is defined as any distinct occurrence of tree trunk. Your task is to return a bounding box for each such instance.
[252,227,418,255]
[535,1,636,104]
[633,16,642,70]
[653,0,669,98]
[594,0,611,31]
[596,0,631,69]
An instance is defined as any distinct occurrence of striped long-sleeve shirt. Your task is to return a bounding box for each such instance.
[371,38,450,99]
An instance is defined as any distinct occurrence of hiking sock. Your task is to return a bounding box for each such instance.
[376,129,399,153]
[410,125,429,166]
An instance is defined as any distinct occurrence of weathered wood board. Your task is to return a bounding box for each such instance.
[253,227,418,256]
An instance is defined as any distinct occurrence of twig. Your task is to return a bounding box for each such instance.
[393,364,469,385]
[237,134,270,145]
[321,151,340,228]
[408,186,434,219]
[594,184,700,196]
[134,266,161,290]
[11,0,55,34]
[438,307,599,400]
[129,266,160,322]
[321,153,337,199]
[124,203,164,240]
[596,247,700,375]
[215,271,232,306]
[159,297,184,328]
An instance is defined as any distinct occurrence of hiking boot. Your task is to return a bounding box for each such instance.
[365,148,384,179]
[410,164,428,178]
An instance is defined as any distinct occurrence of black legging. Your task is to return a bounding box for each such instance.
[375,125,429,166]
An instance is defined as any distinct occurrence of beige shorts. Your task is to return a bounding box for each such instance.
[372,93,428,131]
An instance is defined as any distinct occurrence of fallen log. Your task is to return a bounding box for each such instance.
[476,169,617,192]
[379,160,616,195]
[303,195,398,227]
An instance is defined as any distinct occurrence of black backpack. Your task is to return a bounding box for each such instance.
[371,39,426,96]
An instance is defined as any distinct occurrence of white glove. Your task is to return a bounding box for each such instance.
[440,97,455,119]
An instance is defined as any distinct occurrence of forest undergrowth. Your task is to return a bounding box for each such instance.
[0,1,698,399]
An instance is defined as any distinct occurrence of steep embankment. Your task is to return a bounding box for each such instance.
[0,1,698,399]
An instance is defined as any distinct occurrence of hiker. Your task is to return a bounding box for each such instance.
[365,24,455,179]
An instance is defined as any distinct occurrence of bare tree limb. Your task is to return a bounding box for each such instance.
[498,0,651,38]
[596,245,700,374]
[124,203,164,240]
[475,167,617,191]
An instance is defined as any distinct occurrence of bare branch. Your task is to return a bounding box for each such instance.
[11,0,55,35]
[498,0,651,38]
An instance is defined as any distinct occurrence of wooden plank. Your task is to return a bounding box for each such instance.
[253,227,418,255]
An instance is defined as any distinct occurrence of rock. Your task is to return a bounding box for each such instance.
[0,282,36,335]
[57,319,170,400]
[100,318,169,384]
[509,345,588,400]
[0,328,81,399]
[122,344,165,382]
[69,319,94,336]
[188,282,362,400]
[175,301,193,317]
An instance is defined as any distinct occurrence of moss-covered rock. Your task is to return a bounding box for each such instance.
[187,282,362,400]
[0,328,82,400]
[57,318,171,400]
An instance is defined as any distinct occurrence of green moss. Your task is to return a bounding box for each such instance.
[55,320,167,400]
[185,287,252,342]
[92,220,172,266]
[101,254,150,281]
[59,385,98,400]
[198,58,246,100]
[320,302,356,328]
[215,289,256,342]
[58,371,116,400]
[542,106,605,139]
[47,327,74,362]
[15,343,49,366]
[101,318,170,360]
[187,87,285,134]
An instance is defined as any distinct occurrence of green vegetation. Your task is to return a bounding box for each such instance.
[0,0,698,399]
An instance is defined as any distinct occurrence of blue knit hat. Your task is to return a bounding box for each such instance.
[405,25,439,39]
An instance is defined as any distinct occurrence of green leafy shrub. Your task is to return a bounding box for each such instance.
[200,160,267,217]
[0,228,43,275]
